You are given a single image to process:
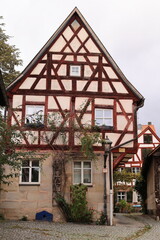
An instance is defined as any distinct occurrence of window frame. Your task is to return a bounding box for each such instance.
[73,161,92,186]
[143,134,152,144]
[131,167,140,174]
[95,108,113,128]
[70,65,81,77]
[19,160,40,185]
[25,105,45,126]
[117,191,126,202]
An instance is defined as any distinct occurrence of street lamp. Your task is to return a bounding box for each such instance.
[103,136,112,225]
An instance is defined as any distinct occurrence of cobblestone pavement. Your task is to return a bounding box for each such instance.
[0,214,159,240]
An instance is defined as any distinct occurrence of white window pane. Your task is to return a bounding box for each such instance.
[83,169,91,183]
[32,168,39,182]
[84,162,91,168]
[74,162,81,168]
[104,109,112,117]
[95,118,103,126]
[103,119,112,126]
[95,109,103,118]
[22,168,29,182]
[70,65,81,76]
[74,169,81,183]
[26,106,34,115]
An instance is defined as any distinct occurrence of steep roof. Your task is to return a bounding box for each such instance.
[7,7,144,107]
[0,70,8,106]
[138,125,160,142]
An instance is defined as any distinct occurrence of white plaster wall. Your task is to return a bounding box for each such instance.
[77,28,88,42]
[112,82,128,94]
[63,26,73,41]
[31,64,45,75]
[104,67,118,79]
[102,82,113,93]
[26,96,45,102]
[12,95,23,108]
[57,97,70,110]
[75,97,91,111]
[50,36,66,52]
[117,115,127,130]
[119,100,133,113]
[77,80,88,91]
[19,78,36,89]
[35,78,46,90]
[85,39,100,53]
[87,82,98,92]
[95,98,114,106]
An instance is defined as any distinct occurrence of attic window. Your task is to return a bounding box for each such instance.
[71,20,80,31]
[143,134,152,144]
[70,65,81,77]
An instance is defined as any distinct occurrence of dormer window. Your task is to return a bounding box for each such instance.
[70,65,81,77]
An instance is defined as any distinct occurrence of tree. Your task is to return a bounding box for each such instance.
[0,16,22,86]
[0,113,44,186]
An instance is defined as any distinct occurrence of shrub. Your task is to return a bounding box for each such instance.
[56,184,93,223]
[70,184,93,223]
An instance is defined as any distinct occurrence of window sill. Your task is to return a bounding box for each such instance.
[73,183,93,187]
[19,183,40,186]
[24,123,45,129]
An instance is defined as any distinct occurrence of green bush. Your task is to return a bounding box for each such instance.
[70,184,93,223]
[96,212,107,225]
[56,184,93,223]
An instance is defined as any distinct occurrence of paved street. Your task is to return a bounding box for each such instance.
[0,214,159,240]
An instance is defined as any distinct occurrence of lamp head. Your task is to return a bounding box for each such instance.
[104,136,112,151]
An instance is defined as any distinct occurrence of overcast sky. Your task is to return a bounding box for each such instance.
[1,0,160,136]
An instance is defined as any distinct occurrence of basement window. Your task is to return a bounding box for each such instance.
[70,65,81,77]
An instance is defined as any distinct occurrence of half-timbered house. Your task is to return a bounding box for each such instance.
[0,8,144,223]
[114,123,160,208]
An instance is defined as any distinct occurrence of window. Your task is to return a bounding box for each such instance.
[73,161,92,185]
[117,192,126,202]
[95,108,113,127]
[20,160,40,184]
[137,193,141,202]
[25,105,44,125]
[131,167,140,174]
[70,65,81,76]
[143,134,152,144]
[118,167,124,172]
[0,107,5,117]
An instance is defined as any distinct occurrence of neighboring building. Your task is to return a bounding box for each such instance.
[0,70,8,107]
[0,8,144,223]
[114,123,160,206]
[142,145,160,219]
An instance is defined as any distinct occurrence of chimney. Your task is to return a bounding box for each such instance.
[148,122,152,125]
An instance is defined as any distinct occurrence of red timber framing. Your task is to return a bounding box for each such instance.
[7,7,144,167]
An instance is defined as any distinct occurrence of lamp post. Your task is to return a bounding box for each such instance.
[103,136,112,225]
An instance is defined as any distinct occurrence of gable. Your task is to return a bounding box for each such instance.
[7,8,144,107]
